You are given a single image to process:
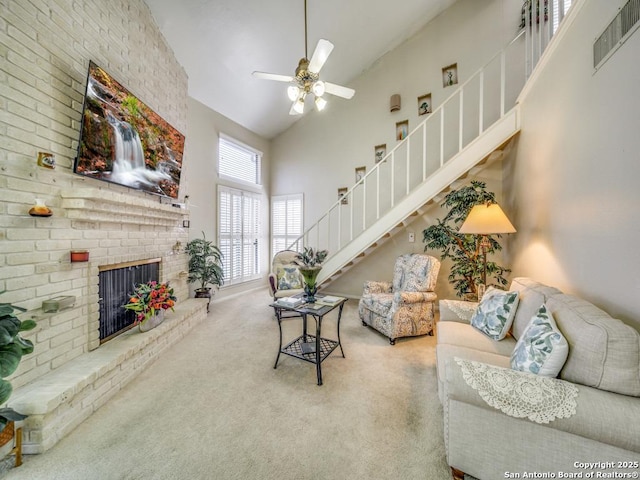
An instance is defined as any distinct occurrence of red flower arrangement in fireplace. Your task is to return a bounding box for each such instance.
[123,281,177,325]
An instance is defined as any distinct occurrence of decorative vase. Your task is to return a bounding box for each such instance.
[0,421,20,467]
[194,287,212,313]
[0,422,14,448]
[463,292,479,303]
[139,309,165,332]
[299,266,322,303]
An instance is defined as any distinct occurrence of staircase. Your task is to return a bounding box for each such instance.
[287,1,572,288]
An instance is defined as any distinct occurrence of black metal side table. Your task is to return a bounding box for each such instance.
[271,296,347,386]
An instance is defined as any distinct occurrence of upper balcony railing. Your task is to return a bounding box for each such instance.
[287,0,572,261]
[524,0,573,77]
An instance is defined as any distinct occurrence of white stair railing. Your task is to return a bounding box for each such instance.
[288,3,572,269]
[524,0,572,76]
[288,33,525,258]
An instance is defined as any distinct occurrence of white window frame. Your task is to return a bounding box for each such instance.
[218,134,262,187]
[271,194,304,259]
[216,134,264,286]
[218,185,262,286]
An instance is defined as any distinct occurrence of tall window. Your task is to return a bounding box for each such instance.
[271,194,303,258]
[217,136,263,285]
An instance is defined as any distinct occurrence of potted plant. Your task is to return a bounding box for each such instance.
[122,281,177,331]
[185,232,224,311]
[422,181,510,300]
[294,247,328,303]
[0,292,36,459]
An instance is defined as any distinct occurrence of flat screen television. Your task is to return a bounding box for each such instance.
[74,61,184,199]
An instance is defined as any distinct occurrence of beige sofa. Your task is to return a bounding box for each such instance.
[437,277,640,480]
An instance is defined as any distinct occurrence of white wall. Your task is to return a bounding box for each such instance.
[507,0,640,330]
[183,98,271,300]
[270,0,521,298]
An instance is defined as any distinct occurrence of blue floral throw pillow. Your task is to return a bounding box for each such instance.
[277,265,303,290]
[511,304,569,377]
[470,287,520,340]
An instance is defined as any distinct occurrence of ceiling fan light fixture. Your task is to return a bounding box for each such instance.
[312,80,325,97]
[287,85,300,101]
[295,58,310,78]
[315,96,327,111]
[293,97,305,114]
[252,0,355,114]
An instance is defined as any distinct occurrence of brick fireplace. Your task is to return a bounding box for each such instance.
[6,187,208,454]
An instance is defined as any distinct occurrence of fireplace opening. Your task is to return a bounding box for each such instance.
[98,258,161,343]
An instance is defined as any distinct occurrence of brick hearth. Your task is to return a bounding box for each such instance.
[9,299,207,454]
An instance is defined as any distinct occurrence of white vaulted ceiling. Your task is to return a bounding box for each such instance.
[144,0,459,139]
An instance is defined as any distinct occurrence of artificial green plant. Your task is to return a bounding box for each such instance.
[294,247,329,302]
[294,247,328,268]
[422,181,510,299]
[185,232,225,292]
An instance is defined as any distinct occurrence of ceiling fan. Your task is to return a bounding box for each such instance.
[252,0,355,115]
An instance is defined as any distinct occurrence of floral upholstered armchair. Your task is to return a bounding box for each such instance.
[268,250,304,300]
[358,254,440,344]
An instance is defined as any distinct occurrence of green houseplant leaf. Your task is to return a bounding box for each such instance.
[0,343,24,379]
[0,318,20,346]
[0,292,37,425]
[294,247,328,268]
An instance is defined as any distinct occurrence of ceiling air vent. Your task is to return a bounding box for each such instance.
[594,0,640,69]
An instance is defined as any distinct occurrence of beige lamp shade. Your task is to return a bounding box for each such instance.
[459,203,516,234]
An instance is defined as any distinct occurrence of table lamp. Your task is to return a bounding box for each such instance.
[458,202,516,296]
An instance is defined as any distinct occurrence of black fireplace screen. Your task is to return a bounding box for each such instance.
[98,260,159,343]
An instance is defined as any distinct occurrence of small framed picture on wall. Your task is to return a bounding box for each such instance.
[418,93,432,116]
[374,144,386,163]
[442,63,458,88]
[338,187,348,205]
[396,120,409,141]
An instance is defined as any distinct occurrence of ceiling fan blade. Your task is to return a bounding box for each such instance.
[252,71,294,82]
[308,39,334,74]
[324,82,355,100]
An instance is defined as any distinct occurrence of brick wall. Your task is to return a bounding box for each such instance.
[0,0,190,390]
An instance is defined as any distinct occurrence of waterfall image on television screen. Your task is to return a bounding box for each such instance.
[74,61,184,199]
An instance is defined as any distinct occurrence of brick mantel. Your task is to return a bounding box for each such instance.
[61,188,188,226]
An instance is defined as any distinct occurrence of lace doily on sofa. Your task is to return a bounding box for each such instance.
[454,358,578,424]
[440,299,478,321]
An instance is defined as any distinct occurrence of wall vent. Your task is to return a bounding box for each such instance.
[594,0,640,69]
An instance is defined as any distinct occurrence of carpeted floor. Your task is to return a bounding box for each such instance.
[3,290,451,480]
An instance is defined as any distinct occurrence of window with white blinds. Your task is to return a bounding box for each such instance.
[218,136,262,185]
[218,185,262,285]
[271,194,303,258]
[553,0,572,33]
